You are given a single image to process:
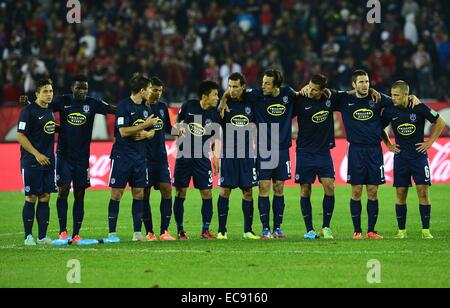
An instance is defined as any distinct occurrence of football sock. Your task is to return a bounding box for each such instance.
[396,204,407,230]
[160,198,172,235]
[420,204,431,229]
[258,197,270,230]
[273,196,285,230]
[72,198,85,237]
[350,199,362,233]
[56,198,68,233]
[217,196,229,233]
[202,198,213,232]
[36,202,50,240]
[174,197,185,233]
[300,197,314,232]
[322,195,335,228]
[367,200,379,233]
[132,199,144,233]
[22,201,35,239]
[242,199,254,233]
[143,198,153,234]
[108,199,120,233]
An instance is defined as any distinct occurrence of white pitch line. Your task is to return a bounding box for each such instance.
[1,245,449,256]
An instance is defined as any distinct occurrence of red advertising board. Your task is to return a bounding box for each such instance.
[2,139,450,192]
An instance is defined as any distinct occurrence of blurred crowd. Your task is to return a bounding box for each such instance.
[1,0,449,106]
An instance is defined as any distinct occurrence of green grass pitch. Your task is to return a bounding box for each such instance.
[0,185,449,288]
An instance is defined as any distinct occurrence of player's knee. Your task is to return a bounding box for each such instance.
[242,189,253,201]
[273,182,284,196]
[259,182,270,197]
[111,189,124,201]
[220,188,231,199]
[25,195,37,203]
[160,185,172,199]
[396,189,408,204]
[74,188,85,201]
[201,190,212,200]
[300,185,312,198]
[352,186,363,200]
[417,188,430,204]
[38,194,50,203]
[132,189,144,200]
[58,185,70,199]
[175,188,187,199]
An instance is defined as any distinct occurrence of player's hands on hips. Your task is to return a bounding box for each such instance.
[416,140,432,154]
[19,95,29,107]
[34,152,51,166]
[387,142,401,154]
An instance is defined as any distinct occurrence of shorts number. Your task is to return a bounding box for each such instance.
[253,168,257,181]
[380,166,385,179]
[286,161,291,175]
[425,166,430,179]
[208,171,213,184]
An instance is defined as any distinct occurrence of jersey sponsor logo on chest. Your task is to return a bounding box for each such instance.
[267,104,286,116]
[152,117,164,131]
[188,123,206,136]
[311,111,330,124]
[397,123,416,136]
[44,121,56,134]
[230,115,250,127]
[353,108,374,121]
[67,113,87,126]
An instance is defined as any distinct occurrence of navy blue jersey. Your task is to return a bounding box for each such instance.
[221,97,256,159]
[17,103,56,170]
[295,95,337,153]
[334,92,392,146]
[146,102,172,162]
[53,95,111,161]
[248,86,296,150]
[382,104,440,160]
[177,100,221,159]
[111,98,149,162]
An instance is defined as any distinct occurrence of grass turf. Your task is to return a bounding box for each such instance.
[0,185,449,288]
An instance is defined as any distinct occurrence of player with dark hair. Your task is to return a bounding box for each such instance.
[295,75,338,240]
[173,80,221,240]
[219,68,300,239]
[142,77,176,241]
[20,74,116,244]
[382,81,446,239]
[17,79,56,245]
[216,72,260,240]
[106,73,158,243]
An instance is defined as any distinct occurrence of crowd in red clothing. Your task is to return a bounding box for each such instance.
[0,0,449,106]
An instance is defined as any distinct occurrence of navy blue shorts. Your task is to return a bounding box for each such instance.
[219,158,258,189]
[21,165,57,196]
[56,156,90,188]
[109,157,148,189]
[295,149,335,184]
[394,155,431,187]
[347,144,386,185]
[147,159,172,189]
[173,158,213,190]
[257,149,291,182]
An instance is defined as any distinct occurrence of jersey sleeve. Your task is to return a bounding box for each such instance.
[381,109,392,129]
[94,98,111,115]
[52,96,62,112]
[330,91,346,111]
[380,93,394,108]
[418,104,440,124]
[177,102,188,123]
[17,107,31,135]
[163,105,173,134]
[115,102,130,129]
